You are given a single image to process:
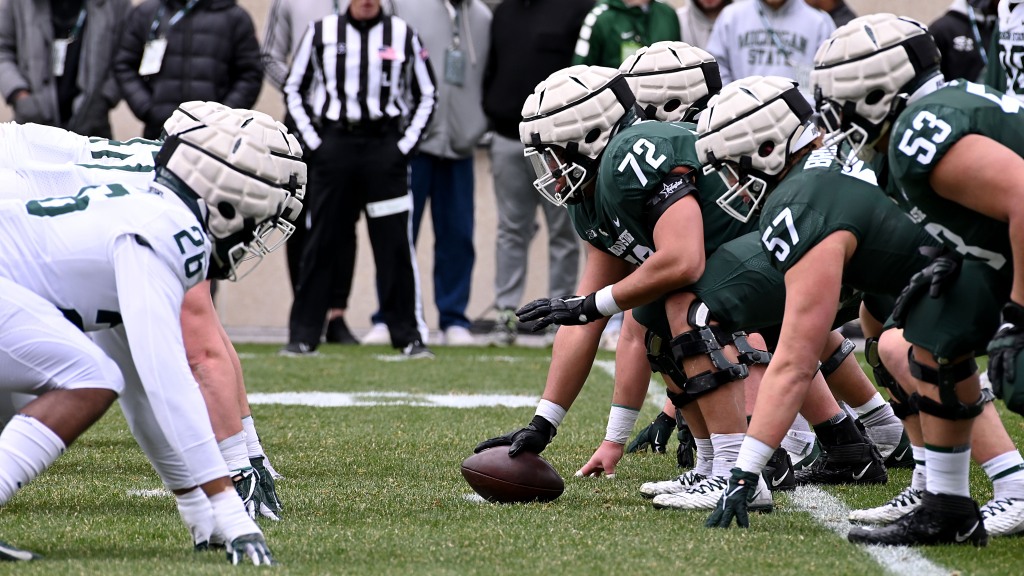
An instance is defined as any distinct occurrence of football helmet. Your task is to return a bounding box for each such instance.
[811,13,941,167]
[520,65,637,206]
[619,41,722,122]
[156,117,306,281]
[695,76,816,223]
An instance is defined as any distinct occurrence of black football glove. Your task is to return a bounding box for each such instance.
[516,294,603,331]
[474,415,556,457]
[988,301,1024,397]
[705,468,761,529]
[892,251,960,328]
[250,456,283,515]
[226,533,275,566]
[626,412,676,454]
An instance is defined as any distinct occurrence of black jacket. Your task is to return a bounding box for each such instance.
[113,0,262,139]
[483,0,594,140]
[930,5,997,83]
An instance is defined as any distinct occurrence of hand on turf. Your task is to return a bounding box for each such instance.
[226,533,275,566]
[233,468,279,522]
[516,294,602,331]
[575,440,625,478]
[474,415,556,457]
[250,456,284,515]
[892,253,960,327]
[988,301,1024,396]
[705,468,760,529]
[626,412,676,454]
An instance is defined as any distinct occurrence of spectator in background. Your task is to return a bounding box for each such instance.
[0,0,130,137]
[282,0,436,359]
[483,0,590,346]
[678,0,730,48]
[987,0,1024,98]
[573,0,679,68]
[804,0,857,28]
[706,0,833,93]
[387,0,491,347]
[932,0,997,83]
[113,0,262,139]
[261,0,385,345]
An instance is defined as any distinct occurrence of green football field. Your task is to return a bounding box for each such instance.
[4,343,1023,575]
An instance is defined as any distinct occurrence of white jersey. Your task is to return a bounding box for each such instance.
[0,122,159,200]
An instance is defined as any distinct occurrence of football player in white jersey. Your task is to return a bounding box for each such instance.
[0,103,288,522]
[0,115,305,564]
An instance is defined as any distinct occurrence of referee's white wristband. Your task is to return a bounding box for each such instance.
[595,285,623,317]
[604,405,641,444]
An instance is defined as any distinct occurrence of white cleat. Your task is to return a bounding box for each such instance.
[651,475,773,512]
[639,470,707,499]
[980,497,1024,537]
[361,323,390,345]
[848,486,922,525]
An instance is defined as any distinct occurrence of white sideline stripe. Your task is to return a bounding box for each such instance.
[247,391,540,408]
[791,486,949,576]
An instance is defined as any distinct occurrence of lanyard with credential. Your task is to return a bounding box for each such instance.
[139,0,201,76]
[757,5,792,63]
[148,0,202,41]
[967,4,989,67]
[52,7,87,76]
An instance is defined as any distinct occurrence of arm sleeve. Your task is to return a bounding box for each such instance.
[572,7,601,66]
[220,10,264,110]
[398,30,437,156]
[0,0,29,102]
[284,22,321,151]
[261,0,292,92]
[112,235,228,486]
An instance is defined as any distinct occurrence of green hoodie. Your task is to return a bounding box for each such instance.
[572,0,680,68]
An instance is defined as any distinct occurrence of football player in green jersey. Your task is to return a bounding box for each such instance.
[694,73,1024,540]
[806,12,1024,544]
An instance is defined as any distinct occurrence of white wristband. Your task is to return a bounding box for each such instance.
[535,399,566,429]
[594,285,623,317]
[604,405,641,444]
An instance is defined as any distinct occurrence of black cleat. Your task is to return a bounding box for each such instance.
[763,447,796,492]
[279,341,319,357]
[794,442,887,485]
[883,431,915,470]
[0,539,39,561]
[848,491,988,547]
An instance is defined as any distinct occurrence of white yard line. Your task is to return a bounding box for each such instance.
[247,391,539,409]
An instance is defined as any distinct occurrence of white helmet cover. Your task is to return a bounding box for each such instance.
[620,41,722,122]
[811,13,941,165]
[696,76,815,223]
[156,114,307,280]
[519,65,636,206]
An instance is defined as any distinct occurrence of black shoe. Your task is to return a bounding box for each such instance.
[0,539,39,561]
[279,342,319,357]
[794,442,887,485]
[883,431,915,470]
[325,317,359,345]
[762,447,796,492]
[402,340,434,359]
[848,491,988,547]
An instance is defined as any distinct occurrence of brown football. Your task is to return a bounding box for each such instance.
[460,447,565,503]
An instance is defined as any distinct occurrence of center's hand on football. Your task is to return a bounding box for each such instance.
[575,440,625,478]
[516,294,603,331]
[474,415,556,457]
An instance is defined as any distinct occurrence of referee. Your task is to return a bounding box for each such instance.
[282,0,436,358]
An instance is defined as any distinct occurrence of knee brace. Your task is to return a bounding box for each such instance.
[668,324,749,397]
[730,332,772,366]
[820,338,856,379]
[907,348,985,420]
[666,387,696,409]
[645,329,688,386]
[864,337,918,419]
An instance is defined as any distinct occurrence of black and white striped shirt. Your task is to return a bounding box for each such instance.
[284,10,436,155]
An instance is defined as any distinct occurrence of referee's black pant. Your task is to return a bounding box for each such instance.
[288,121,421,349]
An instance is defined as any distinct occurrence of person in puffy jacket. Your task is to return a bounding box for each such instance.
[113,0,262,139]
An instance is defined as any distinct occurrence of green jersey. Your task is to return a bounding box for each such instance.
[886,80,1020,278]
[568,120,755,266]
[759,146,939,299]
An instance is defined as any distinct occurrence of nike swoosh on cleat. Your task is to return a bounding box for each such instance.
[771,470,791,487]
[955,521,979,543]
[0,544,36,561]
[850,462,873,481]
[891,446,910,461]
